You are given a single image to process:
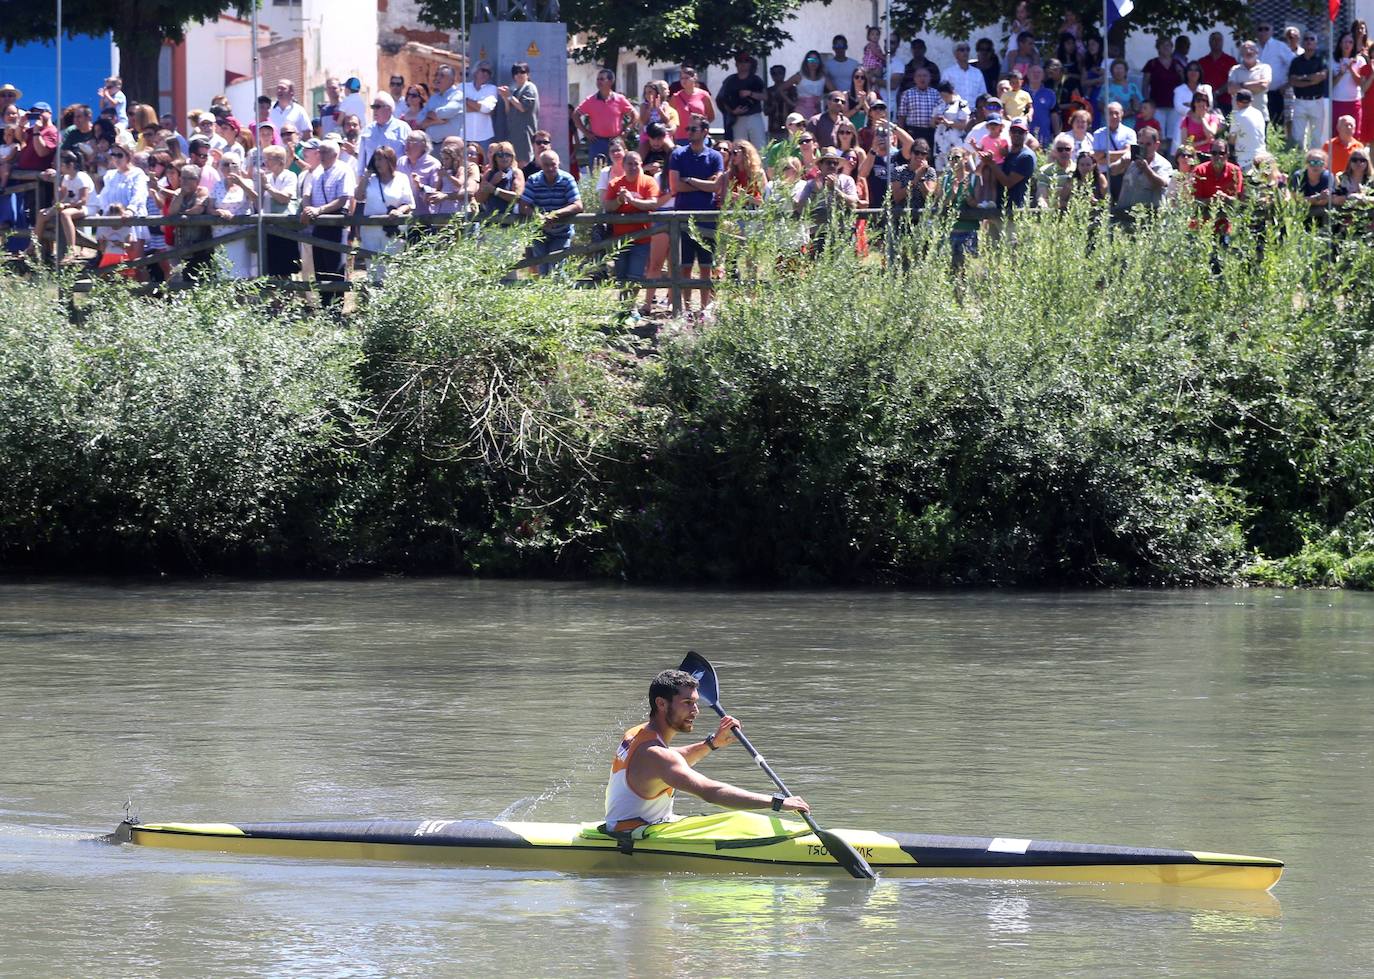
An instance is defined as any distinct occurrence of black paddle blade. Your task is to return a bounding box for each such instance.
[815,827,878,880]
[678,651,720,707]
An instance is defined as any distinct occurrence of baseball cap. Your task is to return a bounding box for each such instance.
[785,112,806,125]
[302,137,322,150]
[344,77,362,92]
[985,113,1004,124]
[1009,119,1029,131]
[29,101,52,114]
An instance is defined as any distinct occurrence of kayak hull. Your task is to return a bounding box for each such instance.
[113,817,1283,891]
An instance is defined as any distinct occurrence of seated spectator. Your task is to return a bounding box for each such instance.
[1093,101,1136,200]
[400,83,430,130]
[1192,138,1245,237]
[519,149,583,274]
[1179,92,1222,151]
[356,144,413,283]
[1026,64,1057,146]
[857,122,915,212]
[891,138,937,215]
[1333,147,1373,204]
[93,203,137,275]
[31,149,93,262]
[475,139,525,218]
[1036,134,1076,209]
[831,119,866,174]
[95,142,148,271]
[931,82,970,170]
[723,140,768,206]
[430,136,481,214]
[1324,114,1365,180]
[1114,125,1173,210]
[1289,148,1333,219]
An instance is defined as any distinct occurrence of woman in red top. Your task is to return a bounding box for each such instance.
[670,67,715,140]
[723,140,767,206]
[1179,92,1221,149]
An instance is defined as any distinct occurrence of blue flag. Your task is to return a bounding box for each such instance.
[1106,0,1134,27]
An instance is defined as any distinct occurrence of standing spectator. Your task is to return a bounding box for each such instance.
[1228,41,1273,125]
[1324,114,1365,176]
[417,65,465,142]
[789,52,831,121]
[1107,61,1142,116]
[397,131,440,220]
[358,92,412,178]
[495,63,540,167]
[1290,32,1330,150]
[278,124,304,172]
[519,149,583,275]
[824,35,861,92]
[318,77,345,136]
[1259,25,1300,127]
[603,149,662,289]
[269,79,312,140]
[389,75,406,105]
[810,90,852,148]
[1331,32,1366,135]
[792,147,858,251]
[1114,126,1172,210]
[96,77,127,128]
[258,145,299,277]
[895,39,942,96]
[299,138,356,297]
[355,144,413,284]
[463,64,500,149]
[982,118,1036,212]
[938,148,982,268]
[1005,32,1042,78]
[19,102,60,208]
[945,41,988,107]
[578,68,636,163]
[1004,1,1034,62]
[1199,33,1238,114]
[718,53,768,148]
[1180,92,1222,151]
[594,137,628,197]
[1053,35,1082,104]
[1172,62,1214,134]
[1229,90,1266,171]
[211,155,256,278]
[638,81,680,146]
[430,136,480,214]
[932,82,971,170]
[669,67,715,141]
[187,138,219,197]
[0,83,22,117]
[1027,64,1057,144]
[668,115,724,314]
[338,78,368,126]
[1142,38,1183,140]
[857,122,912,211]
[399,83,430,130]
[158,112,189,156]
[897,68,940,148]
[166,163,215,278]
[1092,101,1136,200]
[1081,36,1107,115]
[474,140,525,218]
[335,113,363,171]
[766,65,796,136]
[96,142,148,269]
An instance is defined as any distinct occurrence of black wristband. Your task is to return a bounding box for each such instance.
[771,792,786,812]
[704,734,718,751]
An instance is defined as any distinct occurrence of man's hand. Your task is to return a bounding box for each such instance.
[710,714,740,749]
[778,795,811,814]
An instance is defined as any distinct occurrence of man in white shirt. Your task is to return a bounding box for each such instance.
[1228,89,1266,170]
[463,64,500,147]
[268,79,312,138]
[299,137,356,298]
[418,64,465,142]
[1228,41,1273,123]
[945,41,988,106]
[1259,25,1301,128]
[357,92,412,175]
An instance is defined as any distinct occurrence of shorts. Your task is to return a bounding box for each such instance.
[679,224,715,268]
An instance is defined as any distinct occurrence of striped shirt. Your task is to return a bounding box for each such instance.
[310,161,356,207]
[898,86,941,129]
[519,168,580,214]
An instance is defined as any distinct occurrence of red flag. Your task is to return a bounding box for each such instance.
[1331,0,1341,22]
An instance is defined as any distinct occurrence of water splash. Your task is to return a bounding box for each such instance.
[496,710,641,821]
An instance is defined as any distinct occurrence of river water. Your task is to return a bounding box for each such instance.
[1,581,1370,976]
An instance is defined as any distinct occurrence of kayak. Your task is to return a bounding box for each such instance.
[112,811,1283,890]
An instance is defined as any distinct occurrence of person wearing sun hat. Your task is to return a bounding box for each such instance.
[792,145,859,249]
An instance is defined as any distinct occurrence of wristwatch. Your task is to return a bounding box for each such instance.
[771,792,787,812]
[704,733,719,751]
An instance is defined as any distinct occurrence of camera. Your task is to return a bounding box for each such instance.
[26,112,42,124]
[1129,144,1143,161]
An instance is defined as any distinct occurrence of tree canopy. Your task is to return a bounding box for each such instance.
[889,0,1256,45]
[416,0,825,69]
[0,1,245,107]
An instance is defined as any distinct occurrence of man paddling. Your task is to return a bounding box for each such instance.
[605,669,810,832]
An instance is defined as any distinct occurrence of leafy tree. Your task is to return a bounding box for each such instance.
[416,0,826,70]
[889,0,1255,46]
[0,1,246,108]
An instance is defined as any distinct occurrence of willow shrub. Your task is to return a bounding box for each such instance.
[623,196,1374,585]
[0,274,363,570]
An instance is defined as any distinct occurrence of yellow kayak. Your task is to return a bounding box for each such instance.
[113,811,1283,890]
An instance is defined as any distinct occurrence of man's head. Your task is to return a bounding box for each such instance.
[785,112,806,134]
[1156,36,1174,58]
[827,91,848,117]
[648,670,699,728]
[27,101,53,127]
[1138,126,1160,159]
[1235,89,1253,112]
[1338,114,1357,140]
[1027,64,1045,88]
[1284,26,1301,49]
[342,113,361,140]
[1008,118,1028,148]
[319,138,340,165]
[1211,138,1229,169]
[1208,31,1225,55]
[735,53,757,76]
[623,149,643,178]
[371,92,395,123]
[188,138,211,166]
[1106,101,1123,128]
[645,121,669,146]
[1016,30,1035,52]
[596,68,615,93]
[832,34,849,57]
[0,83,20,109]
[687,113,709,146]
[914,67,931,89]
[954,41,971,66]
[539,149,561,178]
[325,77,341,101]
[532,129,553,155]
[911,38,928,58]
[435,64,456,90]
[276,78,294,103]
[475,63,493,86]
[1241,41,1259,65]
[1304,32,1319,56]
[389,75,405,99]
[1051,134,1074,165]
[771,64,787,83]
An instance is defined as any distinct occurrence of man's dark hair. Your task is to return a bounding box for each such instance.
[648,669,698,716]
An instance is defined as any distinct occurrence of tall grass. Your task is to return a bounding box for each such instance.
[0,199,1370,586]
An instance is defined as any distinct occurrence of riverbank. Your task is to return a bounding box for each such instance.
[2,203,1370,587]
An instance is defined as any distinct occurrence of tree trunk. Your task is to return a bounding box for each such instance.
[113,14,166,110]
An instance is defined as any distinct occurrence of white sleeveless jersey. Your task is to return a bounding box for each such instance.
[604,723,676,831]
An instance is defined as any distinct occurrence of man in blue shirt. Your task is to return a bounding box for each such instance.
[668,114,724,316]
[982,119,1037,211]
[519,149,584,274]
[357,92,412,177]
[1026,64,1057,147]
[1092,102,1136,202]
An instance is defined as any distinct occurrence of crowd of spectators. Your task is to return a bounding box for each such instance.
[4,7,1374,313]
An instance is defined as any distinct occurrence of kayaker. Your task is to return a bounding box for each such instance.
[605,669,811,832]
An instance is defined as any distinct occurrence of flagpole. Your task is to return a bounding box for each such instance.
[1330,1,1337,147]
[251,0,264,272]
[55,0,65,263]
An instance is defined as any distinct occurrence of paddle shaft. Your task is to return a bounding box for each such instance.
[707,702,829,841]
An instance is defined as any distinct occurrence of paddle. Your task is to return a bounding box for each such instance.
[678,651,877,880]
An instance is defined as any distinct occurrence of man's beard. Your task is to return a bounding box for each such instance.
[667,709,696,734]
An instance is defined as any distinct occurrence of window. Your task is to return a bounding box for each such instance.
[623,63,638,98]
